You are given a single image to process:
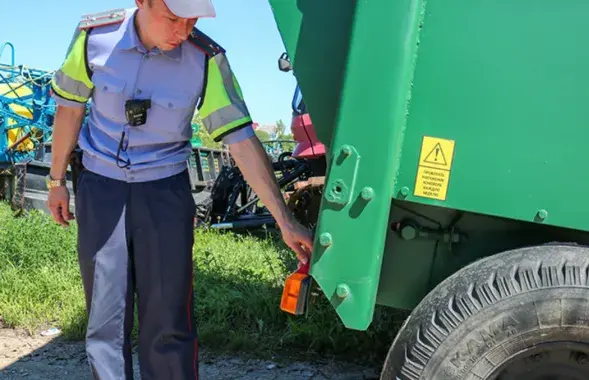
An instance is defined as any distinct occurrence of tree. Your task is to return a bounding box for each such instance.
[274,119,295,153]
[275,119,287,137]
[255,129,271,142]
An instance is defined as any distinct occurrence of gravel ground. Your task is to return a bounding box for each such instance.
[0,328,380,379]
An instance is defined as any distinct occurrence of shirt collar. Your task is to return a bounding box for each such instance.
[118,9,182,61]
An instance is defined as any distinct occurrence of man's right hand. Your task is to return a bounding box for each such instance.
[47,186,74,226]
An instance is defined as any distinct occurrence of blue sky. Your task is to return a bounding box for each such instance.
[0,0,298,128]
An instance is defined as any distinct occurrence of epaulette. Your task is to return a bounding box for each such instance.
[78,8,126,30]
[187,28,226,57]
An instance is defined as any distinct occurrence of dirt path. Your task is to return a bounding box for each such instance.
[0,329,379,379]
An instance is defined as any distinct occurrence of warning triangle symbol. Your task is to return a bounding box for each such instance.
[424,143,447,166]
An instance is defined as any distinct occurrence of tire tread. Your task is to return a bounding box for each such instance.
[381,243,589,380]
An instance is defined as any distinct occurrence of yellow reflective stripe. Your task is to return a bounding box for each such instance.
[51,29,94,102]
[209,116,253,141]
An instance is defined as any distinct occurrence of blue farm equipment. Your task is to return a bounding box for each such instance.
[0,42,58,164]
[0,42,65,211]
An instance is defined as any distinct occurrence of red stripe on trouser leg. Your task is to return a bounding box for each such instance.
[188,259,198,379]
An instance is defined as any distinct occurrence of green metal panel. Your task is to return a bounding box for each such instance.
[268,0,357,148]
[270,0,423,331]
[377,200,589,310]
[393,0,589,231]
[376,1,589,308]
[268,0,589,330]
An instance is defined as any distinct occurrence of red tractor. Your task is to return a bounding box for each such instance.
[289,86,325,160]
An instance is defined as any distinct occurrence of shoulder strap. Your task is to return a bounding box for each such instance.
[187,28,226,57]
[78,8,127,30]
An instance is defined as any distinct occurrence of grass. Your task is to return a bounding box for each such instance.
[0,202,408,364]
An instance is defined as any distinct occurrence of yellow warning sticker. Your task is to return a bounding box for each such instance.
[418,136,455,170]
[414,136,455,201]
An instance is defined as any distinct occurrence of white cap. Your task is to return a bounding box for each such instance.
[162,0,216,18]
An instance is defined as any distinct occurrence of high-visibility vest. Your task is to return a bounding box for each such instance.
[50,8,252,143]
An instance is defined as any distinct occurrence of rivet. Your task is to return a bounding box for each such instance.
[361,187,374,201]
[319,233,332,247]
[336,284,350,298]
[400,186,409,197]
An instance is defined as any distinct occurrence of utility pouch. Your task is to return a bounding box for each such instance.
[69,148,84,196]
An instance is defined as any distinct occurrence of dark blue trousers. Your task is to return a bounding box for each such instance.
[75,168,198,380]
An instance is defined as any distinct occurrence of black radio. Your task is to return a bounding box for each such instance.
[125,99,151,126]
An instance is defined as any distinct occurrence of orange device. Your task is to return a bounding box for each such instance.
[280,262,311,315]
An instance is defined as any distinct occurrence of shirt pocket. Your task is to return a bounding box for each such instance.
[149,91,195,140]
[91,72,127,124]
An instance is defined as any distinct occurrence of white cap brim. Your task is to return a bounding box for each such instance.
[163,0,216,18]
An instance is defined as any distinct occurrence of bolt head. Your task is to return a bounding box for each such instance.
[361,187,374,201]
[319,233,332,247]
[336,284,350,298]
[341,145,352,156]
[537,209,548,220]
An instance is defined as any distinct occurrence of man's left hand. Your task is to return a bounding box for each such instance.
[279,217,314,266]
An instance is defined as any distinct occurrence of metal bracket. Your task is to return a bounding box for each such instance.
[324,144,360,207]
[394,218,466,248]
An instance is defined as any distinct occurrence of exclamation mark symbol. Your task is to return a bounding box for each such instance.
[434,146,439,162]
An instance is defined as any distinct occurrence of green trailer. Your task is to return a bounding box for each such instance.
[269,1,589,379]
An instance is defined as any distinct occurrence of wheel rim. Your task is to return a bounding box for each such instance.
[489,342,589,380]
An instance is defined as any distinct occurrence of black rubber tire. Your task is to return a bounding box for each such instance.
[381,243,589,379]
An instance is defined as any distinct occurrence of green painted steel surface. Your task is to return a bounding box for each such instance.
[269,0,357,149]
[268,0,589,331]
[376,201,589,311]
[270,0,422,330]
[392,1,589,231]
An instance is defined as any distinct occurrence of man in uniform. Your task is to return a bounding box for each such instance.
[46,0,314,378]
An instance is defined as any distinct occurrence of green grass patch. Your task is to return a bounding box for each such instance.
[0,202,407,364]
